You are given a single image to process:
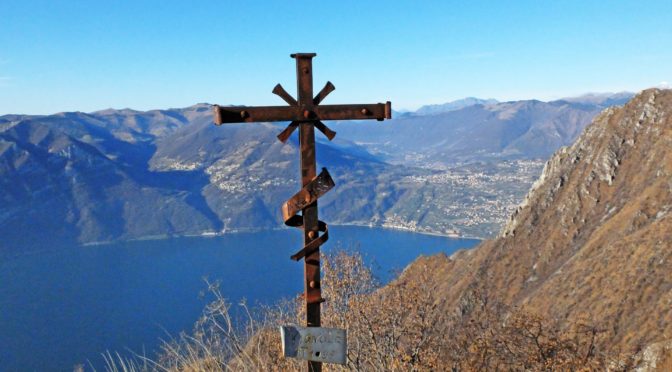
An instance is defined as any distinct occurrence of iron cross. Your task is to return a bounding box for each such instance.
[213,53,391,371]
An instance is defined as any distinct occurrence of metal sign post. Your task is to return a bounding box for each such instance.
[213,53,391,371]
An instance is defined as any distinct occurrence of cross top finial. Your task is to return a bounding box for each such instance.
[290,52,317,58]
[271,53,340,142]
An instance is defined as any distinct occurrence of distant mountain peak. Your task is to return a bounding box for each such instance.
[557,91,634,106]
[93,107,142,115]
[415,97,499,115]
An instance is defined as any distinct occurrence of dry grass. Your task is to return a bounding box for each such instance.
[101,250,654,371]
[100,277,299,372]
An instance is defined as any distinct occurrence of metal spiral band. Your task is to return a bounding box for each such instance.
[282,168,335,261]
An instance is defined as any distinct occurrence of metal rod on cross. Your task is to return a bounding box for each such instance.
[212,53,391,371]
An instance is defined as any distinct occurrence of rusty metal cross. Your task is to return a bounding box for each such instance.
[213,53,391,371]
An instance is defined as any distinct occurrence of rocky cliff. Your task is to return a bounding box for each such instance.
[402,89,671,353]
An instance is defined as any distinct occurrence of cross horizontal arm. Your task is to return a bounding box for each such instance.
[213,105,296,124]
[213,102,392,125]
[314,103,391,121]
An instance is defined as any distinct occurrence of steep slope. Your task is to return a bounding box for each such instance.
[402,89,672,352]
[0,114,221,253]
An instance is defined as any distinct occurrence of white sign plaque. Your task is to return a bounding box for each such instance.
[280,325,347,365]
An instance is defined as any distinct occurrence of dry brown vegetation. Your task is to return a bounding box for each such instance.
[103,250,638,372]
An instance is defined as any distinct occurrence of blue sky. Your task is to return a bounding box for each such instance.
[1,0,670,115]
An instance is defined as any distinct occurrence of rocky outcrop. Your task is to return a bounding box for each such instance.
[401,89,672,353]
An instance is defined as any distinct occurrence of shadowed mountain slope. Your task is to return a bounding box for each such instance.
[0,106,429,257]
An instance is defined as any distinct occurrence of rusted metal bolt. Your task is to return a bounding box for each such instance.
[303,110,311,119]
[303,68,310,74]
[308,230,317,239]
[240,110,249,119]
[304,194,311,203]
[309,280,317,288]
[361,108,370,115]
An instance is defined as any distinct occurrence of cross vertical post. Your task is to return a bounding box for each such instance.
[295,53,322,372]
[212,53,391,371]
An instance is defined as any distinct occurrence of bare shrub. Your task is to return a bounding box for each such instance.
[103,250,633,371]
[101,279,300,372]
[156,280,302,372]
[331,257,447,371]
[449,310,612,370]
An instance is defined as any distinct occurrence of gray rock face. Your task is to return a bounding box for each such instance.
[502,90,666,240]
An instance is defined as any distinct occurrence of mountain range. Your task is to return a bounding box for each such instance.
[333,93,633,165]
[393,89,671,363]
[0,92,633,258]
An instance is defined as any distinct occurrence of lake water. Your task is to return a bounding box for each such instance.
[0,226,478,371]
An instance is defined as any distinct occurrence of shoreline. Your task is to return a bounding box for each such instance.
[81,224,485,247]
[3,225,485,262]
[330,222,485,241]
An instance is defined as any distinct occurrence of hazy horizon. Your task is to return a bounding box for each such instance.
[0,89,657,117]
[1,0,670,115]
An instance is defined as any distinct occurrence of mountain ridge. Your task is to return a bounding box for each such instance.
[333,93,632,165]
[0,93,634,257]
[395,88,672,355]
